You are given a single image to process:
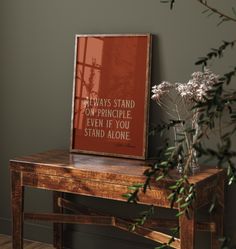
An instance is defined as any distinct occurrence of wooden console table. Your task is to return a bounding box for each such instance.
[10,150,225,249]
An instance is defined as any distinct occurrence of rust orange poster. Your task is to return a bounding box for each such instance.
[71,34,151,159]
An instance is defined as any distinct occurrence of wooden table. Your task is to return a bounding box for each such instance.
[10,150,225,249]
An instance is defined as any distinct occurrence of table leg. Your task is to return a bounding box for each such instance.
[11,170,24,249]
[53,191,64,249]
[211,178,225,249]
[179,209,196,249]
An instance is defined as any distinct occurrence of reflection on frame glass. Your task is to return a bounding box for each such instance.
[70,34,152,159]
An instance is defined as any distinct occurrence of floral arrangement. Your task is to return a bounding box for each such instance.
[124,65,236,246]
[151,68,220,174]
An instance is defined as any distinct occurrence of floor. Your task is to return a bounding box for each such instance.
[0,234,54,249]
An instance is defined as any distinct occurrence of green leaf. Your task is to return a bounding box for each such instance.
[160,161,168,166]
[122,193,132,199]
[176,197,183,203]
[180,202,190,209]
[155,174,164,181]
[166,146,176,151]
[189,185,194,193]
[127,186,138,191]
[185,193,194,202]
[168,192,176,199]
[228,176,234,185]
[169,185,178,190]
[209,202,215,213]
[132,183,144,188]
[195,57,207,66]
[179,187,185,194]
[176,210,184,217]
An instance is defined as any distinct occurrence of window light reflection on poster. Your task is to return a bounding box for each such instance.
[70,34,152,159]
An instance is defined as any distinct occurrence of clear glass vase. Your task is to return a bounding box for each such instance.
[176,148,200,175]
[190,148,200,174]
[174,121,200,175]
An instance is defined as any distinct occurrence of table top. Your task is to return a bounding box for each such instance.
[10,149,226,209]
[10,149,225,187]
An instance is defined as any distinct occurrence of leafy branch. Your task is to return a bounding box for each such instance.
[168,175,195,217]
[129,205,155,231]
[197,0,236,25]
[195,40,236,68]
[193,68,236,185]
[161,0,236,25]
[155,227,179,249]
[160,0,175,10]
[123,120,197,248]
[219,237,236,249]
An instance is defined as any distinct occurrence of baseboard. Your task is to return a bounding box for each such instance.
[0,217,155,249]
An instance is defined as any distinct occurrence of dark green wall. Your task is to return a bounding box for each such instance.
[1,0,236,248]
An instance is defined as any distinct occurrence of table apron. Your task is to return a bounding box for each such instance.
[21,171,176,209]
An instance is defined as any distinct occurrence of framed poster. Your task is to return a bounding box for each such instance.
[70,34,152,159]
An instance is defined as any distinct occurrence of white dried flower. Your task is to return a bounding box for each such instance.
[193,69,219,101]
[151,81,174,101]
[175,82,193,100]
[174,69,219,101]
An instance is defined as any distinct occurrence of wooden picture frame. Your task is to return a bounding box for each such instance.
[70,34,152,159]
